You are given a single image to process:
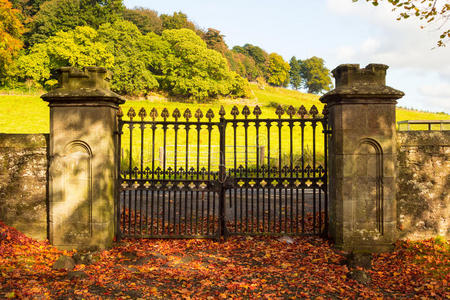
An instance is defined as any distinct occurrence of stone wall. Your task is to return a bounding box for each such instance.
[0,134,48,240]
[397,131,450,240]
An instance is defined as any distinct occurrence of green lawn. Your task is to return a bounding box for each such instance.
[0,85,448,170]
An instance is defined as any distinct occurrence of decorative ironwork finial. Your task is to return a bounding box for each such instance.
[172,108,181,121]
[309,105,319,118]
[206,109,214,121]
[195,109,203,120]
[138,107,147,121]
[231,106,239,118]
[297,105,307,118]
[150,108,158,121]
[161,108,169,121]
[275,105,284,118]
[242,105,250,118]
[127,107,136,121]
[219,105,226,118]
[183,108,192,121]
[286,105,296,118]
[253,105,262,118]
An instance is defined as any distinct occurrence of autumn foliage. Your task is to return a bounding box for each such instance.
[0,0,24,83]
[0,220,448,299]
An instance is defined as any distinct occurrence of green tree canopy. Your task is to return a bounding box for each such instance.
[160,11,196,31]
[203,28,228,55]
[289,56,302,90]
[98,20,164,95]
[26,0,124,45]
[0,0,25,84]
[10,25,113,87]
[160,28,249,100]
[122,7,162,35]
[299,56,332,94]
[226,51,261,81]
[10,0,47,21]
[267,53,290,87]
[232,43,269,80]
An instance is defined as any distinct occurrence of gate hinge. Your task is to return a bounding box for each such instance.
[323,129,332,134]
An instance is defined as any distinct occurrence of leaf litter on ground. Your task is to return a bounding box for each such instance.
[0,220,448,299]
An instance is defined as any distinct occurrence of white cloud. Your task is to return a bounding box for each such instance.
[361,38,380,54]
[326,0,450,74]
[336,46,356,61]
[326,0,450,112]
[419,83,450,98]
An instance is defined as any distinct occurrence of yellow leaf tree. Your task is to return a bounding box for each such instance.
[0,0,24,84]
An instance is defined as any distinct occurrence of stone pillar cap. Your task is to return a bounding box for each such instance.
[320,64,404,104]
[42,67,125,105]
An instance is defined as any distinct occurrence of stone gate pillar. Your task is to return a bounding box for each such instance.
[320,64,404,252]
[42,67,125,250]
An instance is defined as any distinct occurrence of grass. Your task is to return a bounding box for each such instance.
[0,84,448,169]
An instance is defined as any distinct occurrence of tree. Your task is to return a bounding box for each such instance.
[160,11,195,31]
[122,7,162,34]
[98,20,162,95]
[289,56,302,90]
[225,51,261,81]
[11,26,113,87]
[10,0,47,21]
[267,53,290,87]
[26,0,124,45]
[354,0,449,47]
[203,28,228,55]
[232,44,269,79]
[160,28,249,100]
[0,0,24,84]
[299,56,332,94]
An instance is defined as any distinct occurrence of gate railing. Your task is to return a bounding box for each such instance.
[117,104,328,239]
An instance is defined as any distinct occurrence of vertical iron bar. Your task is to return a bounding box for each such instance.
[301,122,305,233]
[139,120,145,236]
[319,183,322,234]
[174,123,178,234]
[255,120,260,232]
[312,120,317,234]
[196,122,201,234]
[289,120,294,233]
[324,118,329,235]
[267,122,271,232]
[233,122,238,232]
[162,125,167,234]
[219,115,227,237]
[185,126,190,234]
[207,125,212,235]
[243,119,249,232]
[278,120,282,233]
[134,173,137,236]
[151,123,156,235]
[128,123,133,235]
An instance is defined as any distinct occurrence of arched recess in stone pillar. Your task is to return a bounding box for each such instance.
[61,140,93,242]
[352,138,384,235]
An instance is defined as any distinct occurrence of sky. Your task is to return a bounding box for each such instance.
[124,0,450,113]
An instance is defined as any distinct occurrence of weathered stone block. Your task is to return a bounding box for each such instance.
[397,131,449,240]
[0,134,49,241]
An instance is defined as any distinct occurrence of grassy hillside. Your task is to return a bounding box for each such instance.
[0,84,447,134]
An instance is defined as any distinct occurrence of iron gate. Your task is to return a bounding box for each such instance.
[116,104,328,238]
